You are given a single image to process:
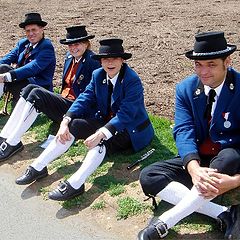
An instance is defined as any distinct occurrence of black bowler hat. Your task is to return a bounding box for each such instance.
[60,26,95,45]
[185,31,237,60]
[92,38,132,60]
[19,12,47,28]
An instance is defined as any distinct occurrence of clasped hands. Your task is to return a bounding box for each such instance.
[188,162,238,199]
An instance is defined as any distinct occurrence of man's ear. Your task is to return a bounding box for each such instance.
[225,56,232,67]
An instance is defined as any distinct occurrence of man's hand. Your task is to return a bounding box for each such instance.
[56,119,72,144]
[187,160,219,198]
[84,131,106,149]
[207,172,240,195]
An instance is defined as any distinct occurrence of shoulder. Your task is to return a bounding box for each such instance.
[92,67,104,76]
[123,63,139,77]
[84,50,97,61]
[177,74,199,89]
[17,38,29,46]
[40,38,55,48]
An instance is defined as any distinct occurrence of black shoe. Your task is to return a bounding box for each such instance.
[15,166,48,185]
[0,141,24,161]
[48,181,85,201]
[0,136,6,144]
[217,204,240,239]
[138,219,168,239]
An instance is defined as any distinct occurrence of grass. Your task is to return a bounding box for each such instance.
[0,99,221,238]
[117,196,150,220]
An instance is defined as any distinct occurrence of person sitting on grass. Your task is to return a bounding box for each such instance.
[138,31,240,239]
[0,12,56,107]
[15,38,155,202]
[0,25,100,161]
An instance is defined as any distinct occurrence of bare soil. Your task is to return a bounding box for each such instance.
[1,0,240,239]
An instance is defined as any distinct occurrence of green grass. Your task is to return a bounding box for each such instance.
[91,200,107,210]
[0,100,220,237]
[117,196,150,220]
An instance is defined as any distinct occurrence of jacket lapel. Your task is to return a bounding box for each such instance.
[63,55,73,77]
[193,79,208,130]
[212,70,235,124]
[112,64,126,106]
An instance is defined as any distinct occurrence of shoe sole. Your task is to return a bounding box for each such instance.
[0,144,24,162]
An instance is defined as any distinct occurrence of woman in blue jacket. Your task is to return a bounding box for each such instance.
[15,38,154,201]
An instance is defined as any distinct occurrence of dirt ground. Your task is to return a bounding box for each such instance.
[1,0,240,239]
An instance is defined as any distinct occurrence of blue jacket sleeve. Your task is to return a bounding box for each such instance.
[173,82,201,167]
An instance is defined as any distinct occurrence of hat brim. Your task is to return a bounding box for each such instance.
[19,21,48,28]
[185,44,237,60]
[60,35,95,45]
[92,52,132,60]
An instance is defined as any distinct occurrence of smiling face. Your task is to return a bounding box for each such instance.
[68,41,89,60]
[24,24,44,45]
[101,57,124,78]
[194,56,231,88]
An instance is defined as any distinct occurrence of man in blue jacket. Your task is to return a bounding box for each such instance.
[0,12,56,105]
[138,32,240,239]
[15,38,154,201]
[0,25,100,161]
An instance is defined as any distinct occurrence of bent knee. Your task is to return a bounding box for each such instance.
[21,84,40,99]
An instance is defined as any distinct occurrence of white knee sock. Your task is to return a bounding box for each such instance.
[0,83,4,98]
[157,184,227,229]
[67,144,106,190]
[6,101,39,146]
[157,181,227,219]
[0,97,27,138]
[31,134,75,171]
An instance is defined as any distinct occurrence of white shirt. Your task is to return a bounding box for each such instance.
[99,72,120,140]
[204,79,225,116]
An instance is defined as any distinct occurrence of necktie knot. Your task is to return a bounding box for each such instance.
[204,89,216,119]
[208,89,216,104]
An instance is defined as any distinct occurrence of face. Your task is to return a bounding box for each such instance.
[24,24,44,44]
[68,42,88,60]
[194,57,231,88]
[101,57,124,78]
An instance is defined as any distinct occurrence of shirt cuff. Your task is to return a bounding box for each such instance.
[99,127,113,140]
[4,72,12,82]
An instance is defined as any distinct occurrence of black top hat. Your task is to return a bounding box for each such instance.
[185,31,237,60]
[19,12,47,28]
[60,26,95,45]
[92,38,132,60]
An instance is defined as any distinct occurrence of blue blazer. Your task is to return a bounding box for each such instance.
[66,63,154,152]
[0,37,56,91]
[61,49,100,97]
[173,68,240,167]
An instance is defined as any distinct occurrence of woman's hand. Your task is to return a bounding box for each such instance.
[56,119,72,144]
[84,131,106,149]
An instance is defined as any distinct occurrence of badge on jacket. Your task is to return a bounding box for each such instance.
[77,74,84,84]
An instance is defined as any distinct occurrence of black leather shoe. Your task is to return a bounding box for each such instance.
[0,141,24,161]
[217,204,240,239]
[15,166,48,185]
[48,181,85,201]
[138,219,168,239]
[0,136,6,144]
